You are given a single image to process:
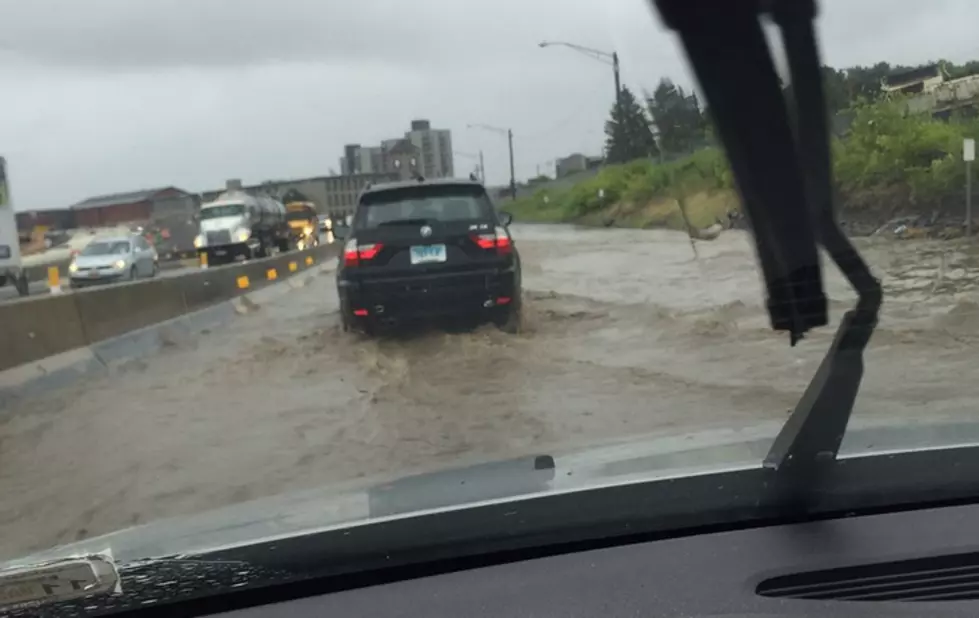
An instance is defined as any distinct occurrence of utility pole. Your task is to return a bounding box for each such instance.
[454,149,488,183]
[967,138,975,237]
[508,129,517,200]
[467,124,517,200]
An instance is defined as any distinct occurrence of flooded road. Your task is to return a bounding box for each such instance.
[3,223,979,559]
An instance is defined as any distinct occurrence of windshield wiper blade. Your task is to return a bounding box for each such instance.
[650,0,882,506]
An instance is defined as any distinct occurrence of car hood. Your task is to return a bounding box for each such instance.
[73,254,129,268]
[7,416,979,568]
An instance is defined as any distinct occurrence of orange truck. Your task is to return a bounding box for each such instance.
[284,201,320,250]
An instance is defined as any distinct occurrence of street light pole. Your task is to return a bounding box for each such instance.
[612,51,622,108]
[540,41,622,134]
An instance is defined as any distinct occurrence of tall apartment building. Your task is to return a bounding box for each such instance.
[339,144,384,175]
[405,119,454,179]
[341,119,454,179]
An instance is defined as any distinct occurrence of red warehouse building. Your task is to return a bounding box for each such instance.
[71,186,194,228]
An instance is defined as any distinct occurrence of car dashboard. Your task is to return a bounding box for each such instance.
[186,502,979,618]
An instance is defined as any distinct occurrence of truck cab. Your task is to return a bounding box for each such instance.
[284,201,320,250]
[194,180,292,266]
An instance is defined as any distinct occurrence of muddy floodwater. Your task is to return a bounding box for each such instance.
[3,224,979,559]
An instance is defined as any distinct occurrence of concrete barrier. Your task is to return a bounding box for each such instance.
[0,293,89,372]
[73,277,189,343]
[1,243,335,376]
[178,265,242,311]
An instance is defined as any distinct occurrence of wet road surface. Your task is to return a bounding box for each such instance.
[3,224,979,559]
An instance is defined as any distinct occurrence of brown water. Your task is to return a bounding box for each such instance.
[2,224,979,560]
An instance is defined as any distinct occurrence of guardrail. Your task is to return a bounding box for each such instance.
[0,244,334,372]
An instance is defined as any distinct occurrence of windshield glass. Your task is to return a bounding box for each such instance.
[6,0,979,606]
[355,186,494,228]
[200,204,245,219]
[80,241,130,256]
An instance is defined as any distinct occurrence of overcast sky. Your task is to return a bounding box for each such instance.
[1,0,978,210]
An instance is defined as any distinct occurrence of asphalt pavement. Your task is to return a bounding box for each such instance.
[3,225,979,559]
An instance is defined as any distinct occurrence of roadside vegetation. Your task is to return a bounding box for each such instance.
[510,59,979,232]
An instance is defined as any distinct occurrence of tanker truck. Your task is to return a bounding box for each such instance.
[193,180,292,266]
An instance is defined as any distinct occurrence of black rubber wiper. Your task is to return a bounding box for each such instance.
[376,218,434,227]
[649,0,882,509]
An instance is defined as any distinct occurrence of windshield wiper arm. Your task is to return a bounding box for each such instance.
[761,0,882,497]
[650,0,882,505]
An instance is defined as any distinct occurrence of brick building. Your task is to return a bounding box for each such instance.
[70,187,196,228]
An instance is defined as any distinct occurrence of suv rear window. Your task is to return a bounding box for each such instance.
[355,184,494,230]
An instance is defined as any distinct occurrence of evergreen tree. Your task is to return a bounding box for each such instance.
[646,78,707,157]
[604,86,660,163]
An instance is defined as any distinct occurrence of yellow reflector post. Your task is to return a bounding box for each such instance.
[305,256,313,266]
[47,266,60,292]
[200,252,208,268]
[237,275,249,289]
[267,268,277,281]
[289,261,297,272]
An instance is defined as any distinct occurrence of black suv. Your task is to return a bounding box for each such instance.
[336,177,521,334]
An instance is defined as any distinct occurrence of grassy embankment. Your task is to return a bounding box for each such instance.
[508,148,736,232]
[510,98,979,232]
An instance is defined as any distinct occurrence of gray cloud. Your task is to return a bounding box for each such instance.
[1,0,619,70]
[1,0,978,210]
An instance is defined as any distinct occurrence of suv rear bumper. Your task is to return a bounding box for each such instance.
[339,267,519,323]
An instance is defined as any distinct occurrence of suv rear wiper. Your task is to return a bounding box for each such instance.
[650,0,882,510]
[376,218,435,227]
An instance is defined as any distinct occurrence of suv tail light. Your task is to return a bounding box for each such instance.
[471,226,512,255]
[343,239,383,267]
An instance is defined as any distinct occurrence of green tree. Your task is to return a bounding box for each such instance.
[646,78,707,156]
[604,86,660,164]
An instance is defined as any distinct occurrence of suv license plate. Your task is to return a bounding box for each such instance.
[410,244,447,265]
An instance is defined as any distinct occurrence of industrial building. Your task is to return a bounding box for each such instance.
[555,153,604,178]
[70,187,197,228]
[200,171,398,218]
[16,187,197,231]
